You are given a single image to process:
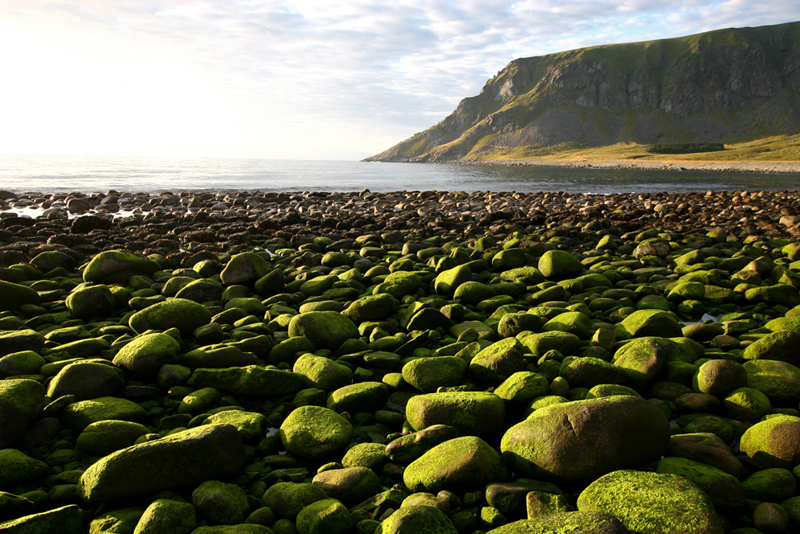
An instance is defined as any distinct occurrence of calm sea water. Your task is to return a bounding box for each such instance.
[2,153,799,194]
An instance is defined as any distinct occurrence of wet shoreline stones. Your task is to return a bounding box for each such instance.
[1,188,800,533]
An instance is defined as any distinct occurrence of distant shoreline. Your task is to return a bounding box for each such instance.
[453,159,800,175]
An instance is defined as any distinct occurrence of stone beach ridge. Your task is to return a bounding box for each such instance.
[1,188,800,533]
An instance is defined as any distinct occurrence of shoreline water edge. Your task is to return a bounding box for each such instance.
[1,187,800,533]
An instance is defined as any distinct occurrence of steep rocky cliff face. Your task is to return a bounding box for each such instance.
[366,21,800,162]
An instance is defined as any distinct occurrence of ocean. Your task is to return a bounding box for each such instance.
[2,153,800,195]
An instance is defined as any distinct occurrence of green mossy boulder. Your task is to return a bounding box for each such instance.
[577,469,724,534]
[470,338,526,386]
[742,467,797,502]
[558,356,628,389]
[0,350,45,379]
[0,280,41,312]
[0,329,44,357]
[219,252,271,286]
[29,250,75,273]
[668,432,745,478]
[542,311,593,339]
[188,366,306,396]
[612,337,670,389]
[293,354,353,392]
[78,424,246,502]
[112,332,182,379]
[692,359,747,396]
[327,381,388,414]
[288,311,359,351]
[453,281,496,305]
[83,250,160,285]
[739,415,800,469]
[745,284,800,306]
[501,396,670,484]
[132,498,197,534]
[385,424,459,465]
[403,436,509,493]
[192,480,250,525]
[402,356,468,393]
[47,360,125,402]
[62,396,147,431]
[0,504,84,534]
[279,406,353,461]
[175,278,224,303]
[537,250,583,280]
[65,284,115,320]
[486,512,626,534]
[0,379,46,448]
[743,330,800,364]
[722,387,771,423]
[263,482,327,520]
[484,479,564,518]
[517,331,581,359]
[614,309,682,340]
[295,498,351,534]
[76,420,152,456]
[405,391,505,441]
[377,505,457,534]
[497,313,542,338]
[180,344,258,369]
[374,271,422,299]
[342,293,400,323]
[0,448,48,489]
[743,359,800,404]
[656,456,746,510]
[342,442,388,471]
[129,298,212,337]
[312,467,382,506]
[205,410,267,442]
[494,372,550,408]
[434,265,473,296]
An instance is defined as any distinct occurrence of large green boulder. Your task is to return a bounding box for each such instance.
[743,330,800,364]
[668,432,744,478]
[61,396,147,431]
[175,278,224,304]
[0,504,83,534]
[494,372,550,408]
[192,480,250,525]
[188,365,305,396]
[0,448,48,489]
[486,512,626,534]
[656,456,746,510]
[288,311,359,350]
[180,344,257,369]
[537,250,582,280]
[577,470,724,534]
[739,415,800,469]
[279,406,353,461]
[65,284,116,320]
[612,337,669,389]
[402,356,468,393]
[219,252,271,286]
[692,359,747,396]
[112,332,181,379]
[470,338,526,386]
[0,379,46,448]
[377,505,457,534]
[403,436,509,493]
[293,354,353,392]
[205,410,267,442]
[0,350,46,379]
[385,424,459,465]
[517,331,581,359]
[76,420,152,456]
[47,361,125,401]
[542,311,593,339]
[0,280,40,312]
[342,293,400,323]
[405,391,505,441]
[129,298,212,337]
[312,467,382,506]
[326,382,388,413]
[434,265,473,296]
[501,396,670,483]
[743,359,800,404]
[78,424,246,502]
[296,498,351,534]
[132,498,196,534]
[30,250,75,273]
[614,309,682,340]
[263,482,327,520]
[0,329,44,357]
[374,271,421,299]
[83,250,160,284]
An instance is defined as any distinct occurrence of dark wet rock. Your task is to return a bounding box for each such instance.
[0,280,40,312]
[188,365,305,396]
[83,249,160,284]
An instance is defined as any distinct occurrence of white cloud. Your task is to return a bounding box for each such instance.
[0,0,798,159]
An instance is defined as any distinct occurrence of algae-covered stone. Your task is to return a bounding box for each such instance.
[175,278,224,304]
[377,505,457,534]
[327,382,388,414]
[486,512,626,534]
[745,284,800,306]
[83,250,160,284]
[385,424,459,464]
[484,479,564,517]
[743,359,800,404]
[434,265,473,296]
[288,311,358,350]
[78,424,246,502]
[692,359,747,396]
[192,480,250,525]
[0,280,41,312]
[497,313,542,338]
[312,467,382,506]
[280,405,353,461]
[403,436,509,493]
[219,252,271,286]
[494,372,550,408]
[739,415,800,469]
[62,396,147,431]
[293,354,353,393]
[112,332,182,379]
[205,410,267,442]
[453,281,496,305]
[558,356,628,389]
[0,448,48,489]
[132,498,197,534]
[742,467,797,502]
[30,250,75,273]
[470,338,526,386]
[342,293,400,323]
[263,482,327,520]
[180,344,257,369]
[668,433,745,478]
[576,470,724,534]
[0,504,84,534]
[501,395,670,483]
[76,420,152,456]
[537,250,582,280]
[612,337,669,389]
[614,309,682,340]
[402,356,468,393]
[188,365,306,396]
[65,284,115,320]
[129,298,212,337]
[743,330,800,364]
[405,391,505,441]
[722,387,771,423]
[342,442,388,471]
[542,311,592,339]
[0,329,44,357]
[374,271,421,299]
[0,379,46,448]
[0,350,45,379]
[656,456,746,510]
[517,331,581,359]
[295,498,351,534]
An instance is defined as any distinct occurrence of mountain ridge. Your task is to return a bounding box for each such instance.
[366,21,800,162]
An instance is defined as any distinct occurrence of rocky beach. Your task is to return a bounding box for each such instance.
[2,187,800,534]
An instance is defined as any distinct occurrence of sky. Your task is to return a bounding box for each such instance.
[1,1,799,161]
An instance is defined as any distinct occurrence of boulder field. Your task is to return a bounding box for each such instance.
[0,189,800,533]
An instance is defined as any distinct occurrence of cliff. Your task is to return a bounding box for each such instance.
[365,21,800,162]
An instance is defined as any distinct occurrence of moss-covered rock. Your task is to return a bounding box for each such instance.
[558,356,628,389]
[76,420,152,456]
[175,278,224,304]
[612,337,670,389]
[280,405,353,461]
[692,359,747,396]
[192,480,250,525]
[434,265,473,296]
[470,338,526,386]
[112,332,181,379]
[83,250,160,285]
[742,467,797,502]
[205,410,267,442]
[739,415,800,469]
[219,252,271,286]
[656,456,745,510]
[385,424,459,465]
[723,387,771,422]
[0,329,45,357]
[668,432,744,478]
[188,365,306,396]
[577,470,724,534]
[65,284,115,320]
[517,331,581,359]
[293,354,353,393]
[312,467,382,506]
[288,311,359,351]
[402,356,468,393]
[341,293,400,323]
[494,372,550,408]
[403,436,509,493]
[0,350,45,379]
[486,512,627,534]
[78,424,245,502]
[614,309,682,340]
[129,298,212,337]
[743,359,800,404]
[501,396,670,483]
[405,391,505,441]
[62,396,147,431]
[263,482,327,520]
[0,448,48,489]
[132,498,197,534]
[47,360,125,402]
[0,280,41,312]
[295,498,351,534]
[0,379,46,448]
[0,504,84,534]
[542,311,593,339]
[537,250,582,280]
[342,442,388,471]
[378,505,457,534]
[327,382,388,414]
[743,330,800,364]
